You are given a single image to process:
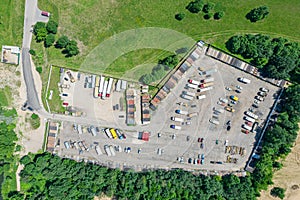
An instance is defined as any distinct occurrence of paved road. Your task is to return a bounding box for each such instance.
[22,0,49,111]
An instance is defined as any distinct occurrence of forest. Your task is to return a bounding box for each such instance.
[226,34,300,83]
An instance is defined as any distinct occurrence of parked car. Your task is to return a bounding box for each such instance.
[236,85,243,90]
[260,87,269,92]
[258,91,267,97]
[227,126,231,131]
[198,138,204,142]
[225,87,232,91]
[62,102,68,106]
[255,96,264,101]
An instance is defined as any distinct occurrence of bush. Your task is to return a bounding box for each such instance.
[31,113,39,120]
[246,6,269,22]
[214,11,225,20]
[186,0,204,13]
[203,3,215,13]
[204,13,213,20]
[36,67,42,74]
[29,113,40,129]
[33,22,46,35]
[64,40,80,57]
[46,20,58,34]
[29,49,36,56]
[44,34,55,48]
[175,13,185,21]
[270,187,285,199]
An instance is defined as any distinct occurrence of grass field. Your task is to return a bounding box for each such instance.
[36,0,300,71]
[0,86,12,107]
[0,0,24,47]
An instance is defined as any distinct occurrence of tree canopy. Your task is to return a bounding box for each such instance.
[46,20,58,34]
[246,6,269,22]
[186,0,204,14]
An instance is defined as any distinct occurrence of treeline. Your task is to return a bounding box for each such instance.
[9,152,256,200]
[226,34,300,82]
[251,84,300,195]
[0,108,18,198]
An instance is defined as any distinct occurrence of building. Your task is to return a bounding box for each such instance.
[46,122,59,152]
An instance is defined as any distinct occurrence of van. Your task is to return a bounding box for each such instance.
[171,117,184,122]
[196,95,206,100]
[238,77,251,84]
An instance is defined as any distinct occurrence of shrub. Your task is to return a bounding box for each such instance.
[44,34,55,48]
[175,13,185,21]
[270,187,285,199]
[204,13,213,20]
[203,3,215,13]
[29,49,36,56]
[214,11,225,20]
[36,67,42,74]
[46,20,58,34]
[186,0,204,13]
[55,35,70,49]
[246,6,269,22]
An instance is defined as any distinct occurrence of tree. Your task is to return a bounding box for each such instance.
[29,49,36,56]
[246,6,269,22]
[270,187,285,199]
[35,67,42,74]
[64,40,80,57]
[158,54,178,70]
[175,13,185,21]
[140,74,154,85]
[55,35,70,49]
[33,22,46,35]
[203,3,215,13]
[46,20,58,34]
[214,11,225,20]
[186,0,204,14]
[44,34,55,47]
[35,27,47,42]
[203,13,213,20]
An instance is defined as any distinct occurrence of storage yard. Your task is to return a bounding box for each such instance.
[49,45,281,172]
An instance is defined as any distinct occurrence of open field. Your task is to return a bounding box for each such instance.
[36,0,300,70]
[259,129,300,200]
[0,86,12,107]
[0,0,24,47]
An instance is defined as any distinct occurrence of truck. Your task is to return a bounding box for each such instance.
[183,91,196,97]
[102,80,108,99]
[186,83,198,89]
[230,95,239,101]
[201,77,214,83]
[245,111,258,119]
[95,145,103,155]
[109,145,116,156]
[198,86,213,93]
[170,125,182,130]
[244,116,256,123]
[188,79,200,85]
[213,107,224,113]
[95,76,100,87]
[181,94,194,100]
[106,78,114,97]
[64,141,70,149]
[242,124,252,131]
[175,109,188,115]
[238,77,251,84]
[187,112,198,117]
[251,122,259,133]
[199,82,214,88]
[196,94,206,100]
[91,75,96,88]
[104,145,112,156]
[98,76,105,97]
[94,87,99,98]
[199,68,217,76]
[115,129,124,139]
[66,71,75,83]
[109,128,118,139]
[77,125,83,135]
[171,117,184,122]
[209,119,220,125]
[104,128,113,139]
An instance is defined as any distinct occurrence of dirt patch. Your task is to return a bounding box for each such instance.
[259,124,300,200]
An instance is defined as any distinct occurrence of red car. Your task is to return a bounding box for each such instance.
[62,102,69,106]
[245,121,253,126]
[198,138,204,143]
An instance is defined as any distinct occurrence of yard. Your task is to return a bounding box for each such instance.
[35,0,300,72]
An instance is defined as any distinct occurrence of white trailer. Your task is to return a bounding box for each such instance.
[106,78,113,97]
[115,80,121,92]
[77,125,83,135]
[104,145,112,156]
[188,112,198,117]
[186,83,198,89]
[181,94,194,100]
[196,95,206,100]
[209,119,220,125]
[93,87,99,98]
[175,110,188,115]
[121,80,127,90]
[201,77,214,83]
[91,75,96,88]
[102,80,108,99]
[170,125,182,130]
[188,79,200,85]
[104,128,113,139]
[245,111,258,119]
[109,145,116,156]
[183,91,196,97]
[198,86,213,92]
[242,124,252,131]
[244,116,256,123]
[98,76,105,97]
[95,145,103,155]
[171,117,184,122]
[90,126,97,136]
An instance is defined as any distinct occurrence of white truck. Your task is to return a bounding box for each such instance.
[171,117,184,122]
[102,80,108,99]
[77,125,83,135]
[183,91,196,97]
[95,145,103,155]
[186,83,198,89]
[201,77,214,83]
[175,109,188,115]
[104,145,112,156]
[198,86,213,92]
[238,77,251,84]
[109,145,116,156]
[196,94,206,100]
[170,125,182,130]
[242,124,252,131]
[244,116,256,123]
[181,94,194,100]
[209,119,220,125]
[188,79,200,85]
[106,78,113,97]
[98,76,105,97]
[245,111,258,119]
[187,112,198,117]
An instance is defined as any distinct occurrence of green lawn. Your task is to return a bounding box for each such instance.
[0,0,24,47]
[36,0,300,71]
[0,86,12,107]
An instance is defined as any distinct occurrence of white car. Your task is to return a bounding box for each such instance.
[255,96,264,101]
[219,98,228,103]
[260,87,269,92]
[254,99,260,104]
[225,87,232,91]
[236,85,243,90]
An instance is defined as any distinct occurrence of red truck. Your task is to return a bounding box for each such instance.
[41,11,50,17]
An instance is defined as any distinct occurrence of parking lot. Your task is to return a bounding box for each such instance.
[54,49,280,172]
